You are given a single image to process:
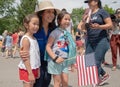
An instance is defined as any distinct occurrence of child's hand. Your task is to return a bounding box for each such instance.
[28,73,35,84]
[70,64,75,72]
[55,57,64,64]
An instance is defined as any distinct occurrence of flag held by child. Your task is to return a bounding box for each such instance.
[76,53,99,86]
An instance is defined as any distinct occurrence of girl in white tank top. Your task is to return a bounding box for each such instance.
[18,13,40,87]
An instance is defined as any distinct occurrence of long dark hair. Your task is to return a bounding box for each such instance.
[97,0,102,9]
[37,10,57,32]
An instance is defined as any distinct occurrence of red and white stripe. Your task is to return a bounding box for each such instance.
[76,55,99,86]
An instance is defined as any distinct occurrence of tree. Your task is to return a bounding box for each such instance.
[0,0,16,34]
[71,7,85,32]
[0,0,37,34]
[0,0,15,16]
[103,4,115,14]
[16,0,37,29]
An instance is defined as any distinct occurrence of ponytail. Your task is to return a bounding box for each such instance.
[98,0,102,9]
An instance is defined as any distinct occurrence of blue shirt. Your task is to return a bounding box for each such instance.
[34,27,50,62]
[87,9,110,43]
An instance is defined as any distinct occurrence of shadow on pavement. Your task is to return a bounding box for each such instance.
[103,64,120,70]
[103,64,112,68]
[99,82,109,87]
[49,84,72,87]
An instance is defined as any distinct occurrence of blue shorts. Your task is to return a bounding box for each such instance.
[48,60,68,75]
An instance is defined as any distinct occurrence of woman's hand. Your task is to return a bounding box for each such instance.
[19,47,29,61]
[82,14,88,23]
[90,23,100,29]
[37,68,40,79]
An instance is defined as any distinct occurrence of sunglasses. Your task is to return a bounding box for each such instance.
[117,12,120,14]
[88,0,97,3]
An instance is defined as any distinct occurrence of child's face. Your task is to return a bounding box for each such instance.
[28,17,39,34]
[60,14,70,29]
[42,9,55,24]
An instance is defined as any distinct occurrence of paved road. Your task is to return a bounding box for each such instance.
[0,50,120,87]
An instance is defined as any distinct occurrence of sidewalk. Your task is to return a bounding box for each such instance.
[0,50,120,87]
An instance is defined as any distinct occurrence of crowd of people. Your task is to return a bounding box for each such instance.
[0,0,120,87]
[0,29,24,58]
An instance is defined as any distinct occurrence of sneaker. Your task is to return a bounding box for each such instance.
[112,66,116,71]
[98,74,110,86]
[102,62,109,66]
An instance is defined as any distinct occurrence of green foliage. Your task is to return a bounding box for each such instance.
[16,0,37,28]
[0,0,15,16]
[0,0,16,34]
[103,4,115,14]
[0,0,37,34]
[71,7,85,32]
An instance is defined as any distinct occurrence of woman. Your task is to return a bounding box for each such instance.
[20,0,60,87]
[81,0,112,85]
[110,9,120,71]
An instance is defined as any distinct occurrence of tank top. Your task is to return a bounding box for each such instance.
[18,35,41,69]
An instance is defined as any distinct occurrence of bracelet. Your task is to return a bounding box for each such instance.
[53,56,59,62]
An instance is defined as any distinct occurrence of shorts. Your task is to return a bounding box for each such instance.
[48,60,68,75]
[6,45,12,50]
[1,46,6,52]
[19,68,39,83]
[76,40,83,47]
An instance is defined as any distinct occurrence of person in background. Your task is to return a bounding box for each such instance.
[0,34,3,41]
[5,32,13,58]
[12,30,19,58]
[110,8,120,71]
[1,30,8,57]
[46,11,76,87]
[0,35,3,49]
[18,13,40,87]
[20,0,60,87]
[81,0,112,85]
[18,29,24,48]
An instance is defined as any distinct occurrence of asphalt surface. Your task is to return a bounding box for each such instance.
[0,49,120,87]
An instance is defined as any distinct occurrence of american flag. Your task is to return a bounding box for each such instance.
[76,53,99,86]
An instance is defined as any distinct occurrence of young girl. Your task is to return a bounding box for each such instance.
[46,11,76,87]
[18,13,41,87]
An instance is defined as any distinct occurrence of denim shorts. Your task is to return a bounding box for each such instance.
[48,60,68,75]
